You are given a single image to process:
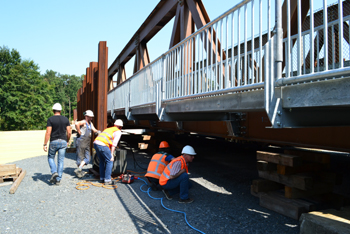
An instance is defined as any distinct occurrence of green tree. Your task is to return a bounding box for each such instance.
[0,46,52,130]
[42,71,83,120]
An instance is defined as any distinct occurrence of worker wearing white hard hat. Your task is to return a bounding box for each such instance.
[74,110,101,178]
[43,103,71,185]
[159,145,196,204]
[93,119,124,185]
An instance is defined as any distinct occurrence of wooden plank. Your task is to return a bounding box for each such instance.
[285,183,334,199]
[16,167,22,176]
[277,163,326,175]
[257,151,302,167]
[0,182,13,187]
[9,169,26,194]
[138,143,148,150]
[259,191,314,220]
[257,160,277,171]
[258,170,313,190]
[0,164,17,177]
[284,149,330,164]
[142,135,152,140]
[252,179,284,193]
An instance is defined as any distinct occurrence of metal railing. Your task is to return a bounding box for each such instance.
[108,0,349,118]
[163,0,271,101]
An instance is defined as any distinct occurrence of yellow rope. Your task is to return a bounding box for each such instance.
[102,184,118,189]
[75,180,118,190]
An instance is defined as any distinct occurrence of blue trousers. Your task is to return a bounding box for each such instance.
[161,172,192,200]
[47,139,67,182]
[93,143,113,182]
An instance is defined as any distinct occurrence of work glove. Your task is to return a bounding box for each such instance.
[95,130,101,135]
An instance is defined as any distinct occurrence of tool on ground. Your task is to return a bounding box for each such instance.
[121,173,135,184]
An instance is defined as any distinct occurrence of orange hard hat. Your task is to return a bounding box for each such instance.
[159,141,170,149]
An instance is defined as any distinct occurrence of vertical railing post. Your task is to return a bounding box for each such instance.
[265,0,283,128]
[275,0,282,80]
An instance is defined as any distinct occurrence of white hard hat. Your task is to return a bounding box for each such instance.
[114,119,123,127]
[84,110,94,117]
[52,103,62,111]
[181,145,196,155]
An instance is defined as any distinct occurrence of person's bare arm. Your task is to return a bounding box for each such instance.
[75,120,85,135]
[110,146,115,162]
[66,125,72,146]
[91,123,100,134]
[43,127,52,152]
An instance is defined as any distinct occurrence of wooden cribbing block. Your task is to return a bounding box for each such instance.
[285,183,334,199]
[277,163,326,175]
[138,143,148,149]
[259,191,316,220]
[257,160,277,171]
[9,169,26,194]
[0,164,17,177]
[252,179,284,193]
[257,151,302,167]
[284,149,330,164]
[142,135,151,140]
[258,170,313,190]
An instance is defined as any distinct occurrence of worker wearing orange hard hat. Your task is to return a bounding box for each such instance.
[145,141,175,191]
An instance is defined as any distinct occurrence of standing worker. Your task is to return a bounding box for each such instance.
[43,103,71,185]
[159,145,196,204]
[145,141,175,191]
[93,119,123,185]
[74,110,101,178]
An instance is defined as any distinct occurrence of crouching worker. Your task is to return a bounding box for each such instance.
[145,141,174,191]
[93,119,123,185]
[159,145,196,204]
[74,110,100,178]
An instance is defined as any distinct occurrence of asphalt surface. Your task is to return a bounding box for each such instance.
[5,134,347,233]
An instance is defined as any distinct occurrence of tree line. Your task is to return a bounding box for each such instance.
[0,46,83,131]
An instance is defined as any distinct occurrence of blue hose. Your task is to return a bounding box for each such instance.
[138,178,205,234]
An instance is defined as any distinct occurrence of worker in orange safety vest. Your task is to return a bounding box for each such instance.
[93,119,123,185]
[145,141,175,190]
[159,145,196,204]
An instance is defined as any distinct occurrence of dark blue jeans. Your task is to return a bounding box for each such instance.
[161,172,192,200]
[93,143,113,182]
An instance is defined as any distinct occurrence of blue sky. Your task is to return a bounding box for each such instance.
[1,0,238,78]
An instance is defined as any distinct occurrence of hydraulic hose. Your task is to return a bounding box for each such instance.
[137,178,205,234]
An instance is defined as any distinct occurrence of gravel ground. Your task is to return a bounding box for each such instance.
[5,135,346,234]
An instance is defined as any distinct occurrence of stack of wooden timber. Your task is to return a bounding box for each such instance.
[251,149,346,220]
[138,133,157,154]
[0,164,26,194]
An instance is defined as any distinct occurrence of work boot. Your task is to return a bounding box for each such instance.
[178,198,194,204]
[50,172,58,184]
[104,181,113,185]
[74,168,83,178]
[55,180,61,186]
[162,190,173,200]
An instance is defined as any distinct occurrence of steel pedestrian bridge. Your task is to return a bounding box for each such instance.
[77,0,350,151]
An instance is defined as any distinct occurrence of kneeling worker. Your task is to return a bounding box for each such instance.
[159,145,196,204]
[93,119,123,185]
[145,141,174,190]
[74,110,100,178]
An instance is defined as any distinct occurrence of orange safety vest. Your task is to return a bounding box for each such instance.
[94,126,120,148]
[159,156,188,186]
[145,152,169,179]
